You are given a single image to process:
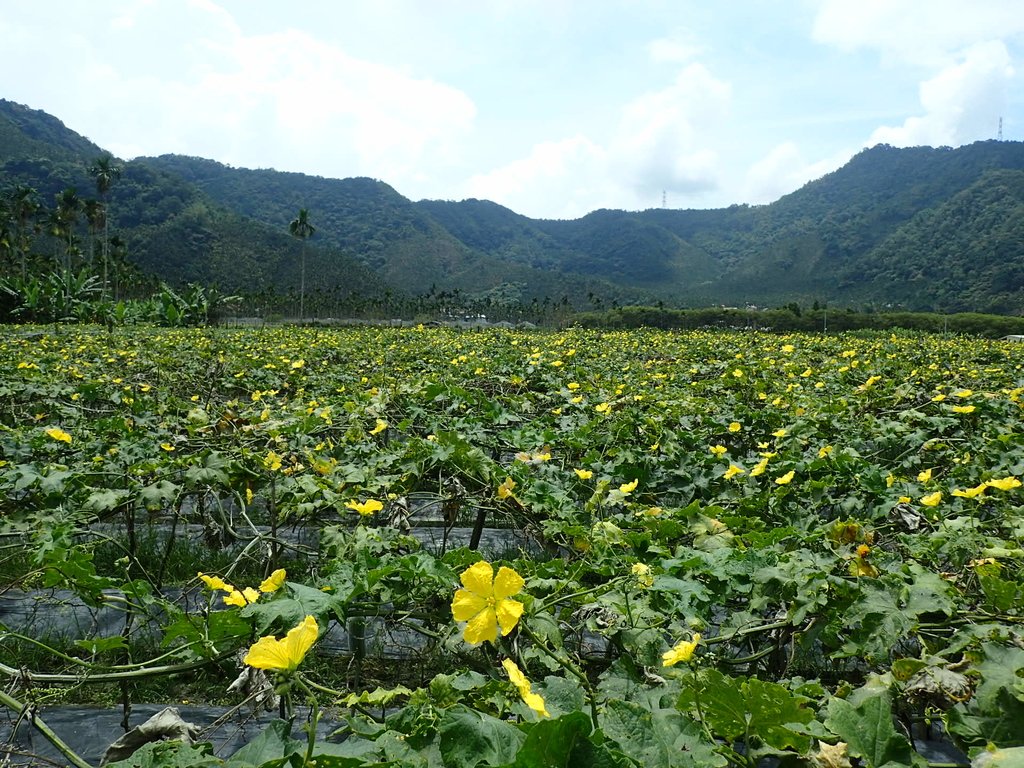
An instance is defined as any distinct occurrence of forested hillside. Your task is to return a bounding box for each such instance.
[2,98,1024,314]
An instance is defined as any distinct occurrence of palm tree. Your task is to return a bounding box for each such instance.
[89,153,121,298]
[288,208,315,321]
[55,188,82,274]
[10,185,39,279]
[83,199,105,272]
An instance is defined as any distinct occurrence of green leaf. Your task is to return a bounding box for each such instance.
[508,711,591,768]
[825,692,925,768]
[225,720,301,768]
[601,699,724,768]
[973,746,1024,768]
[438,705,526,768]
[104,740,221,768]
[241,582,347,633]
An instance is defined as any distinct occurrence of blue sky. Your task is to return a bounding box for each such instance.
[1,1,1022,218]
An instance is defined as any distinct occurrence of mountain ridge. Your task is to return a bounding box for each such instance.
[1,98,1023,314]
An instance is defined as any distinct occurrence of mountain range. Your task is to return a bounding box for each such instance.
[2,97,1023,314]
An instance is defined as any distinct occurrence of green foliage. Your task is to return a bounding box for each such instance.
[8,98,1024,315]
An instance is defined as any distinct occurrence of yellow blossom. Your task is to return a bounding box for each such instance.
[595,402,611,414]
[986,476,1022,491]
[953,484,988,499]
[244,615,318,673]
[619,479,638,494]
[497,477,517,499]
[728,421,742,432]
[45,427,72,444]
[160,442,175,452]
[346,499,384,516]
[369,419,388,435]
[263,451,283,471]
[451,561,525,645]
[920,491,943,507]
[709,444,727,456]
[631,562,654,588]
[224,587,260,607]
[723,464,745,480]
[952,405,976,414]
[501,659,550,718]
[259,568,287,593]
[917,468,932,483]
[818,445,834,458]
[574,469,593,480]
[663,634,701,666]
[198,572,229,592]
[775,470,795,485]
[750,457,769,477]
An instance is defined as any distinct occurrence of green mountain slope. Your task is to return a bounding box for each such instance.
[2,97,1024,313]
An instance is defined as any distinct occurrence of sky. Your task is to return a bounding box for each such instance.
[1,1,1022,219]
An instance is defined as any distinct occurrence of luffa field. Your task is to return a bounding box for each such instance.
[1,324,1022,767]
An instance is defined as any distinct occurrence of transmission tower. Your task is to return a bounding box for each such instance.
[661,189,666,208]
[998,116,1003,141]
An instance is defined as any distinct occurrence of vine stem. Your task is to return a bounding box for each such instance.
[518,622,599,727]
[0,688,94,768]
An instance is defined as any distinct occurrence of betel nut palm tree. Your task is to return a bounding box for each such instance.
[289,208,315,321]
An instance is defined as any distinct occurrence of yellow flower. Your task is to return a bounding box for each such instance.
[574,469,593,480]
[709,444,727,457]
[290,359,305,370]
[931,393,946,402]
[920,491,943,507]
[775,470,795,485]
[346,499,384,516]
[986,476,1022,491]
[953,483,988,499]
[369,418,388,435]
[595,402,611,414]
[259,568,287,593]
[631,562,653,588]
[723,464,745,480]
[198,572,230,592]
[750,457,769,477]
[45,427,72,444]
[886,473,896,487]
[263,451,283,471]
[818,445,834,458]
[160,442,175,452]
[953,389,973,398]
[728,421,742,432]
[451,561,525,645]
[497,477,517,499]
[619,479,638,494]
[224,587,260,607]
[501,659,550,718]
[952,405,976,414]
[772,428,788,438]
[663,634,701,666]
[243,615,318,673]
[917,468,932,483]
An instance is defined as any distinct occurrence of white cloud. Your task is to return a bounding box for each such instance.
[812,0,1024,66]
[463,61,732,217]
[0,1,476,192]
[464,135,614,219]
[741,142,849,204]
[868,40,1013,147]
[647,31,703,64]
[612,63,730,199]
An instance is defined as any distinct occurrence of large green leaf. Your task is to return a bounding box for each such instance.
[825,693,925,768]
[438,705,526,768]
[601,699,724,768]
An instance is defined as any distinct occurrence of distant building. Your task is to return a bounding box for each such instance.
[1002,335,1024,342]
